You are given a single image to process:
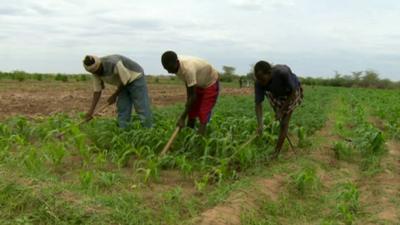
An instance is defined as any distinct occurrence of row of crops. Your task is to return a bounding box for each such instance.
[0,86,338,189]
[1,85,399,224]
[359,89,400,139]
[241,87,397,225]
[331,90,387,175]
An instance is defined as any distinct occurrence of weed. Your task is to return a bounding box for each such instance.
[335,183,360,224]
[333,141,353,161]
[290,166,320,195]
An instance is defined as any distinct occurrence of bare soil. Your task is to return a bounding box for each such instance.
[194,175,284,225]
[0,80,251,120]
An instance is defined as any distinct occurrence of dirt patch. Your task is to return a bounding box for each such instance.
[357,139,400,223]
[316,111,400,223]
[374,140,400,222]
[194,175,284,225]
[0,81,252,120]
[386,140,400,157]
[368,116,386,131]
[311,115,340,166]
[147,170,199,198]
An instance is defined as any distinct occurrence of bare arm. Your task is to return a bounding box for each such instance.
[86,91,102,121]
[107,84,124,105]
[177,86,197,127]
[114,85,124,96]
[255,103,263,135]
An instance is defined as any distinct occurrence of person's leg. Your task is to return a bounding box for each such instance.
[129,76,153,128]
[116,87,133,128]
[187,118,196,128]
[197,81,219,135]
[272,111,293,158]
[198,123,207,135]
[187,87,202,129]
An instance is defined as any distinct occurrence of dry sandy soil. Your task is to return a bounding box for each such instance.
[0,80,252,120]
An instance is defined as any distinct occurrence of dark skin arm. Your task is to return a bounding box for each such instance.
[177,85,197,128]
[85,91,102,122]
[107,84,124,105]
[255,103,264,135]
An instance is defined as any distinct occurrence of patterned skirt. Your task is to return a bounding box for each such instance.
[266,86,304,115]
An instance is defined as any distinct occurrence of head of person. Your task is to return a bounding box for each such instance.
[254,60,272,86]
[83,55,103,75]
[161,51,179,74]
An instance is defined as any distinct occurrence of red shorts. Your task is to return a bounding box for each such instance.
[188,81,219,124]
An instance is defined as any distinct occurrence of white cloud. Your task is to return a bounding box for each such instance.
[0,0,399,80]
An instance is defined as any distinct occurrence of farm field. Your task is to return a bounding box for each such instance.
[0,79,250,120]
[0,80,399,225]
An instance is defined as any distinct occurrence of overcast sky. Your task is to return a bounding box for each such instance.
[0,0,399,80]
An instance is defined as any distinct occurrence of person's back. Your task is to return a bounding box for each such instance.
[175,56,219,88]
[83,54,152,128]
[161,51,220,135]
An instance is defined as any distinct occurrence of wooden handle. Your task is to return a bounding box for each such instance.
[160,127,181,156]
[286,134,296,152]
[238,134,257,150]
[94,103,111,116]
[227,134,257,161]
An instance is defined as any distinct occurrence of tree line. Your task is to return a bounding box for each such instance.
[1,68,399,89]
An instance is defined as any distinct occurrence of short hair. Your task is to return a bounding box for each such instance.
[161,51,178,67]
[254,61,272,75]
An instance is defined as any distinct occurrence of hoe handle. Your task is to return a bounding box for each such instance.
[229,134,258,160]
[239,134,258,150]
[94,103,111,116]
[286,134,296,152]
[160,127,181,156]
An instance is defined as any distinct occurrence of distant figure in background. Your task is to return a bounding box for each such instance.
[161,51,219,135]
[254,61,303,158]
[83,54,152,128]
[239,77,243,88]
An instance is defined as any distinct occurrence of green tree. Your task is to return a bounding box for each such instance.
[361,70,379,87]
[222,66,236,76]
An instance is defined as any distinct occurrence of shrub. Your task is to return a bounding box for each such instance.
[55,74,68,82]
[34,74,43,81]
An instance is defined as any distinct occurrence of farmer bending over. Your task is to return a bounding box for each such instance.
[254,61,303,158]
[161,51,219,135]
[83,55,152,128]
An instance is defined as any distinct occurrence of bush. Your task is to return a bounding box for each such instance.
[34,74,43,81]
[79,74,89,81]
[300,70,400,89]
[14,71,27,82]
[55,74,68,82]
[219,74,235,83]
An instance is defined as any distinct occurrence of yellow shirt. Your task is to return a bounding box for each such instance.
[176,56,219,88]
[93,61,142,92]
